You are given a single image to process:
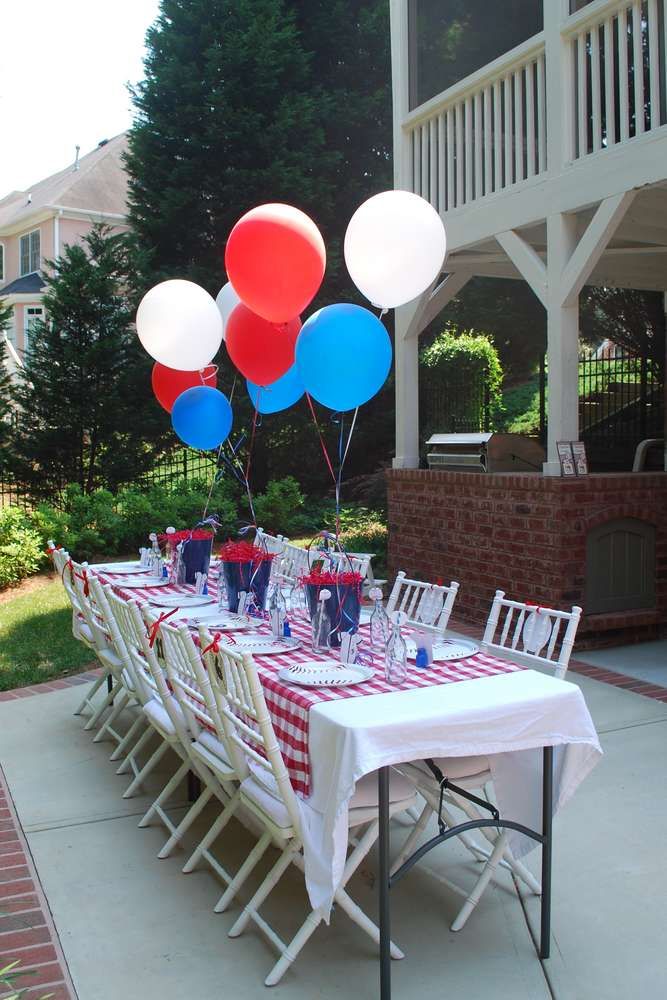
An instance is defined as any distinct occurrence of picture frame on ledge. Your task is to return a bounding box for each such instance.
[557,441,576,477]
[571,441,589,476]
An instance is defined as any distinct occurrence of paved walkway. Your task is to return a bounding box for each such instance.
[0,645,665,1000]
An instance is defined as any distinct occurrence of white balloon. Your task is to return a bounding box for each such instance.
[136,279,223,371]
[344,190,447,309]
[215,281,241,341]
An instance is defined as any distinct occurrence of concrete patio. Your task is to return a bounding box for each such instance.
[1,642,665,1000]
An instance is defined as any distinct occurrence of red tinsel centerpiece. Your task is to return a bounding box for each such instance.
[157,528,214,544]
[218,540,275,564]
[300,569,363,587]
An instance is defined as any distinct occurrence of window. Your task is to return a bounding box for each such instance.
[23,306,43,358]
[0,242,4,282]
[19,229,40,276]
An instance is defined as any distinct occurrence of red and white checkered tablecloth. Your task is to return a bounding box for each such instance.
[97,568,524,796]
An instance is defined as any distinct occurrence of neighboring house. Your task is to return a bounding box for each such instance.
[0,133,128,366]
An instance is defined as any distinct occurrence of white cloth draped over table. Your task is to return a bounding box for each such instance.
[297,669,602,919]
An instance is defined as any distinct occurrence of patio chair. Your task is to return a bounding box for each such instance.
[57,554,118,724]
[386,571,459,633]
[86,574,151,768]
[392,591,582,932]
[206,639,416,986]
[151,616,243,867]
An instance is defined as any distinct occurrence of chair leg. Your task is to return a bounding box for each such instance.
[109,712,146,762]
[390,802,431,875]
[137,757,190,830]
[228,842,300,937]
[116,725,155,776]
[450,831,507,931]
[92,689,129,744]
[122,739,169,798]
[181,790,241,875]
[82,675,119,730]
[214,828,272,914]
[156,786,214,859]
[264,910,322,987]
[73,670,108,716]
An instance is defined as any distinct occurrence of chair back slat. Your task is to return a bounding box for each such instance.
[88,574,129,663]
[483,589,582,678]
[105,587,158,706]
[201,630,301,830]
[387,571,459,633]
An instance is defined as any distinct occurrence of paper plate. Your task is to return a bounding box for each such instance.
[406,637,480,662]
[227,636,302,656]
[94,563,149,575]
[114,576,171,589]
[186,613,253,631]
[278,660,374,687]
[148,593,215,608]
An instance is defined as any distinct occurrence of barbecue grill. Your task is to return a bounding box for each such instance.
[426,433,545,472]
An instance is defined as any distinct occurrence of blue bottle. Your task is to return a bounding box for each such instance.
[415,646,429,670]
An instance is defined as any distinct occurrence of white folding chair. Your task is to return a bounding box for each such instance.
[392,591,582,931]
[153,617,243,867]
[86,574,151,764]
[208,642,416,986]
[386,571,459,633]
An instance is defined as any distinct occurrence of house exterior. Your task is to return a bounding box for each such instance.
[0,133,128,368]
[387,0,667,641]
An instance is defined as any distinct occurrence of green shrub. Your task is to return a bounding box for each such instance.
[252,477,312,537]
[0,507,45,589]
[339,519,388,577]
[420,325,504,438]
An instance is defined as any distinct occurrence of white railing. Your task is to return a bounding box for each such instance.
[403,34,547,213]
[564,0,667,160]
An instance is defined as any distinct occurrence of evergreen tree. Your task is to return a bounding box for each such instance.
[0,299,14,455]
[9,226,170,500]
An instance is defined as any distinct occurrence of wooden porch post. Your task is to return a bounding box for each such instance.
[393,307,421,469]
[544,212,580,475]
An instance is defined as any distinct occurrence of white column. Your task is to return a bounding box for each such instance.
[663,292,667,472]
[544,212,579,475]
[393,305,420,469]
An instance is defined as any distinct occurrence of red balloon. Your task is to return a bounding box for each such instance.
[225,204,326,324]
[151,363,217,412]
[226,304,301,386]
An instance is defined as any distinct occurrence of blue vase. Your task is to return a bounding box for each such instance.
[181,536,213,585]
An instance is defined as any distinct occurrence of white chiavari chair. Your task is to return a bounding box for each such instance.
[392,591,582,931]
[386,571,459,633]
[206,640,416,986]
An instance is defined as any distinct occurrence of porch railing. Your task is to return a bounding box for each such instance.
[403,35,547,212]
[400,0,667,214]
[565,0,667,160]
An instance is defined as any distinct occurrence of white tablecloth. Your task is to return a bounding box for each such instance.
[297,669,602,917]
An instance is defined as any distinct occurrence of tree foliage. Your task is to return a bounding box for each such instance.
[0,299,14,455]
[580,287,666,361]
[9,225,170,500]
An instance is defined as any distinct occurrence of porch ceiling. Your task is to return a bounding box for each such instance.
[446,184,667,293]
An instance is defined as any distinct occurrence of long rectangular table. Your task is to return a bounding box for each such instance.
[95,566,602,997]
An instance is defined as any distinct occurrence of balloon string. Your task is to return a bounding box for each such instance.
[305,393,337,487]
[242,401,260,526]
[334,408,359,540]
[203,443,223,520]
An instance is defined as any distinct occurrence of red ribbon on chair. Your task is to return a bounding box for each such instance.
[147,608,178,648]
[525,601,544,614]
[62,558,74,583]
[201,632,223,656]
[74,569,90,597]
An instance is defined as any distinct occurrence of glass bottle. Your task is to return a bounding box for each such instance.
[385,611,408,686]
[368,586,390,649]
[269,582,287,637]
[312,588,332,654]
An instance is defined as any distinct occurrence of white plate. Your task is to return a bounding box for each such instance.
[147,593,215,608]
[114,576,171,588]
[405,637,480,662]
[278,660,374,687]
[94,563,149,575]
[228,636,302,656]
[186,613,253,631]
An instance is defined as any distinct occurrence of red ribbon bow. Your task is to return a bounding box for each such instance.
[201,632,223,656]
[147,608,178,648]
[525,601,544,614]
[74,569,90,597]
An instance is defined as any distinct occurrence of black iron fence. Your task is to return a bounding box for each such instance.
[420,363,492,438]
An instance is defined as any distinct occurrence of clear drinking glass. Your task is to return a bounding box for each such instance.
[385,612,408,685]
[269,583,287,636]
[312,589,332,653]
[369,587,390,649]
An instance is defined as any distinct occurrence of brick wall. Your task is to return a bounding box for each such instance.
[387,469,667,646]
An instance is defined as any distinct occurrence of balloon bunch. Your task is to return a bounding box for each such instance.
[135,191,446,467]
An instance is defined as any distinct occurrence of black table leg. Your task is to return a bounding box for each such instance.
[378,766,391,1000]
[540,746,553,959]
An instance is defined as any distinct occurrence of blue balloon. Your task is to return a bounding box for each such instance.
[295,303,392,411]
[171,386,233,450]
[246,364,305,414]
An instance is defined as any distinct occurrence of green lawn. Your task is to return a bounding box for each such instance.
[0,577,94,691]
